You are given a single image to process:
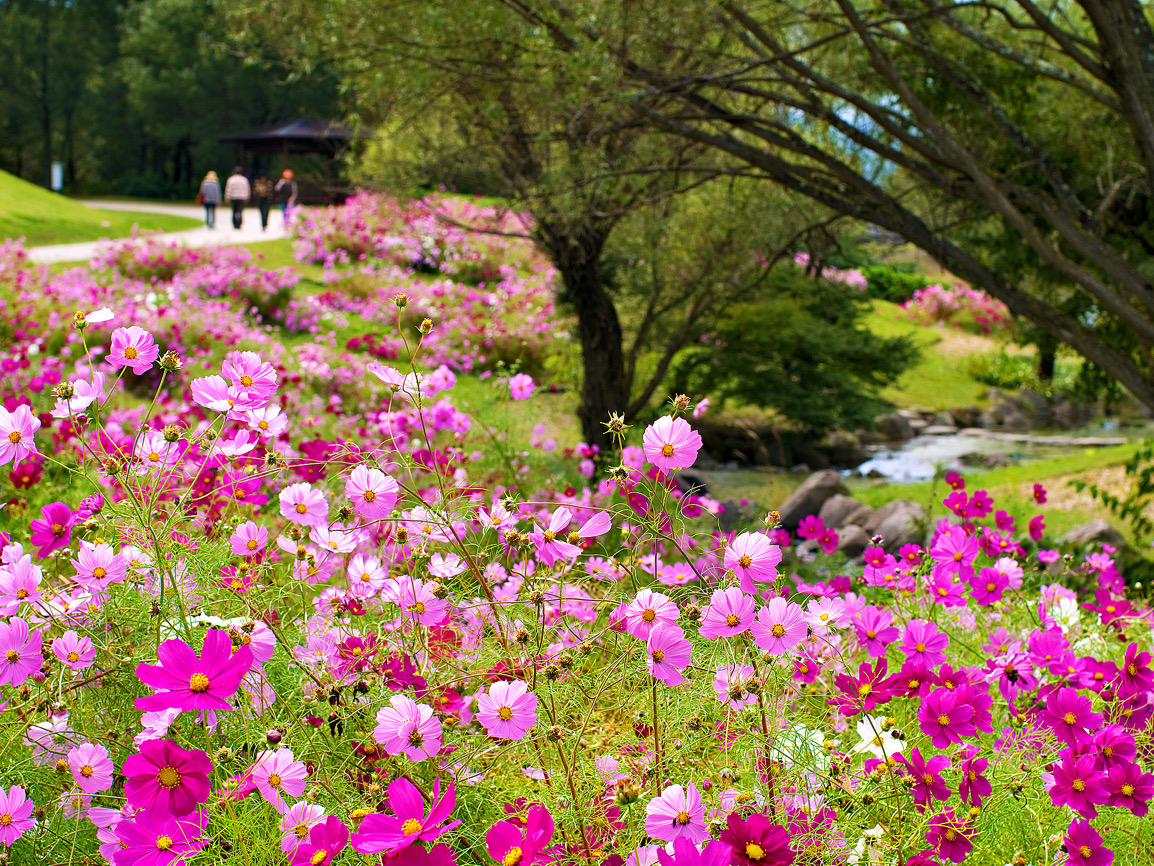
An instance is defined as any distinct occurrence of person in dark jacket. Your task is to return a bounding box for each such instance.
[253,172,274,231]
[274,170,299,226]
[199,171,221,229]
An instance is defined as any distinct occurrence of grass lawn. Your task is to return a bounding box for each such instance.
[0,170,199,246]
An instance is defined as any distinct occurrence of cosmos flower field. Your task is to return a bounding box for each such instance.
[0,194,1150,866]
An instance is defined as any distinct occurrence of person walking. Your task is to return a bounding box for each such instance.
[224,166,251,230]
[253,172,274,232]
[274,170,299,227]
[199,171,221,229]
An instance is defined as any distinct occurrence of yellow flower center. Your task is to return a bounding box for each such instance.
[246,539,258,550]
[81,765,94,777]
[0,814,10,826]
[363,489,376,502]
[93,566,107,579]
[937,714,950,726]
[771,624,785,637]
[4,650,17,663]
[746,843,765,861]
[1080,847,1092,858]
[660,444,674,457]
[944,830,957,842]
[866,630,876,639]
[402,818,422,835]
[295,825,309,838]
[258,420,269,430]
[67,651,79,662]
[241,375,253,386]
[922,773,934,784]
[408,730,424,746]
[502,847,524,866]
[858,684,872,697]
[652,650,666,663]
[738,555,752,568]
[642,609,657,623]
[268,773,282,788]
[1122,784,1135,796]
[543,530,555,542]
[157,766,182,788]
[1063,712,1076,725]
[156,834,174,850]
[725,614,740,627]
[15,589,26,599]
[915,642,926,652]
[124,346,138,359]
[6,431,19,444]
[675,810,691,825]
[311,852,327,865]
[295,503,308,514]
[952,552,963,562]
[189,673,211,693]
[1072,779,1085,792]
[497,706,513,721]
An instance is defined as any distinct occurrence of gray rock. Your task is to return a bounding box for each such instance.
[676,470,710,497]
[776,469,851,530]
[845,503,876,527]
[875,412,914,442]
[862,499,927,553]
[718,500,760,532]
[923,425,958,436]
[1019,389,1051,425]
[931,412,957,429]
[908,418,929,432]
[1060,520,1126,548]
[1001,410,1031,432]
[948,406,982,428]
[789,463,811,475]
[819,494,864,529]
[836,524,871,558]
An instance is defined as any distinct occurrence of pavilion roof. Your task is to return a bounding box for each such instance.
[219,117,370,143]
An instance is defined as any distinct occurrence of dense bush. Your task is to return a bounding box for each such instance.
[861,265,929,304]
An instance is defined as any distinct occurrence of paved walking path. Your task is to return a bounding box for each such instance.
[27,200,290,264]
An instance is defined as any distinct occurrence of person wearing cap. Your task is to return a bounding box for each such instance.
[275,170,299,226]
[224,166,251,230]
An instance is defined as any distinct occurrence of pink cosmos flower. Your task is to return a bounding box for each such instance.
[230,521,268,556]
[529,506,582,566]
[52,630,95,671]
[68,742,114,794]
[0,617,42,687]
[1063,819,1113,866]
[0,558,40,615]
[509,373,535,400]
[698,587,755,639]
[397,578,449,627]
[122,739,212,817]
[1041,688,1103,747]
[0,405,41,467]
[133,429,184,477]
[713,665,758,710]
[251,749,308,813]
[647,625,692,686]
[1045,753,1109,818]
[897,747,951,812]
[750,597,807,655]
[724,532,782,594]
[50,373,107,420]
[925,809,973,864]
[642,416,702,474]
[108,326,159,374]
[135,629,254,713]
[644,783,707,843]
[245,404,289,437]
[0,786,36,846]
[1033,483,1048,504]
[280,482,329,527]
[1038,549,1059,564]
[693,398,710,418]
[29,502,75,559]
[899,620,950,668]
[970,567,1008,605]
[477,680,537,740]
[71,542,126,591]
[1105,761,1153,816]
[854,605,898,657]
[346,465,399,521]
[374,695,443,760]
[351,776,461,854]
[623,589,679,640]
[221,350,278,409]
[279,802,328,854]
[114,808,209,864]
[190,375,233,413]
[805,597,847,633]
[292,815,349,866]
[918,688,975,748]
[929,526,978,582]
[486,802,554,866]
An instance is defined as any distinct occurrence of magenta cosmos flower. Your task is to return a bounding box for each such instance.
[718,812,794,866]
[714,665,758,710]
[647,624,693,686]
[896,747,951,813]
[374,695,443,760]
[52,631,95,671]
[71,542,126,591]
[68,742,114,794]
[29,502,75,559]
[929,525,978,582]
[1064,819,1113,866]
[135,629,254,713]
[699,587,755,639]
[279,482,329,527]
[750,597,807,655]
[899,620,950,668]
[1041,687,1103,747]
[279,803,327,854]
[351,776,460,854]
[1045,753,1109,818]
[0,786,36,846]
[645,783,707,844]
[0,405,40,468]
[114,808,208,865]
[346,465,400,521]
[221,350,278,409]
[1105,761,1153,816]
[724,532,782,594]
[292,815,349,866]
[252,749,308,813]
[477,680,538,740]
[925,809,973,864]
[509,373,535,400]
[123,739,212,817]
[659,838,733,866]
[642,416,702,474]
[918,688,975,748]
[0,617,42,688]
[108,326,159,375]
[486,802,554,866]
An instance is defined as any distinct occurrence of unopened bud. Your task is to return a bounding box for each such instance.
[671,394,690,411]
[764,510,781,528]
[393,292,409,308]
[159,350,182,372]
[104,457,122,477]
[162,424,181,443]
[546,725,564,742]
[395,527,409,545]
[418,318,433,334]
[53,382,75,400]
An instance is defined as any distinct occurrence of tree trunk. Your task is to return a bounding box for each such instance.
[541,223,630,453]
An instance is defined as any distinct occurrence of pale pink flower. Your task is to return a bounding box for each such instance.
[623,589,680,640]
[279,802,327,854]
[133,430,183,476]
[698,587,755,639]
[509,373,535,400]
[805,597,847,633]
[374,695,443,760]
[280,483,328,527]
[0,557,42,615]
[644,783,706,843]
[646,625,692,686]
[642,416,702,474]
[190,375,233,413]
[0,405,41,467]
[724,532,782,594]
[221,351,278,410]
[71,542,126,591]
[50,374,107,419]
[397,578,449,627]
[68,742,114,793]
[52,631,95,671]
[750,597,807,655]
[713,665,758,709]
[230,521,268,556]
[345,465,399,520]
[245,404,288,437]
[251,749,308,813]
[477,680,537,740]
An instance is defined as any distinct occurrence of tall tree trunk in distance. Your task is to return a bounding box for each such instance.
[38,0,52,189]
[540,221,630,454]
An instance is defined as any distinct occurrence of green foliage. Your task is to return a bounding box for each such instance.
[670,266,919,433]
[965,351,1081,395]
[1069,440,1154,538]
[861,264,928,304]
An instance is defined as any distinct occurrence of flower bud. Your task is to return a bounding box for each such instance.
[159,350,182,371]
[418,318,433,334]
[53,382,75,400]
[393,292,408,308]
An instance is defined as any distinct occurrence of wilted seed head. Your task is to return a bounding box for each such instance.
[603,412,629,436]
[337,504,353,521]
[708,819,725,839]
[395,527,409,545]
[528,590,546,606]
[577,641,593,656]
[686,715,703,732]
[287,526,302,541]
[53,382,75,399]
[104,458,123,477]
[745,678,762,696]
[162,424,181,443]
[203,429,218,441]
[719,767,739,783]
[614,780,640,805]
[429,582,449,600]
[556,651,574,670]
[682,603,701,623]
[149,601,161,618]
[546,725,564,743]
[159,350,182,372]
[392,292,408,309]
[214,747,234,764]
[543,665,561,682]
[418,318,433,334]
[671,394,690,412]
[514,627,531,645]
[265,451,280,467]
[882,716,896,730]
[82,518,100,534]
[861,793,876,806]
[607,465,629,484]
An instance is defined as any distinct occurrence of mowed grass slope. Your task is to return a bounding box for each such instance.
[0,170,199,246]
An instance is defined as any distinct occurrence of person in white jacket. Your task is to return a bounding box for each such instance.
[224,167,251,230]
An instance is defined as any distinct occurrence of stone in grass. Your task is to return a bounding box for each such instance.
[1060,520,1126,548]
[775,470,851,531]
[835,524,871,558]
[818,494,874,530]
[862,499,927,554]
